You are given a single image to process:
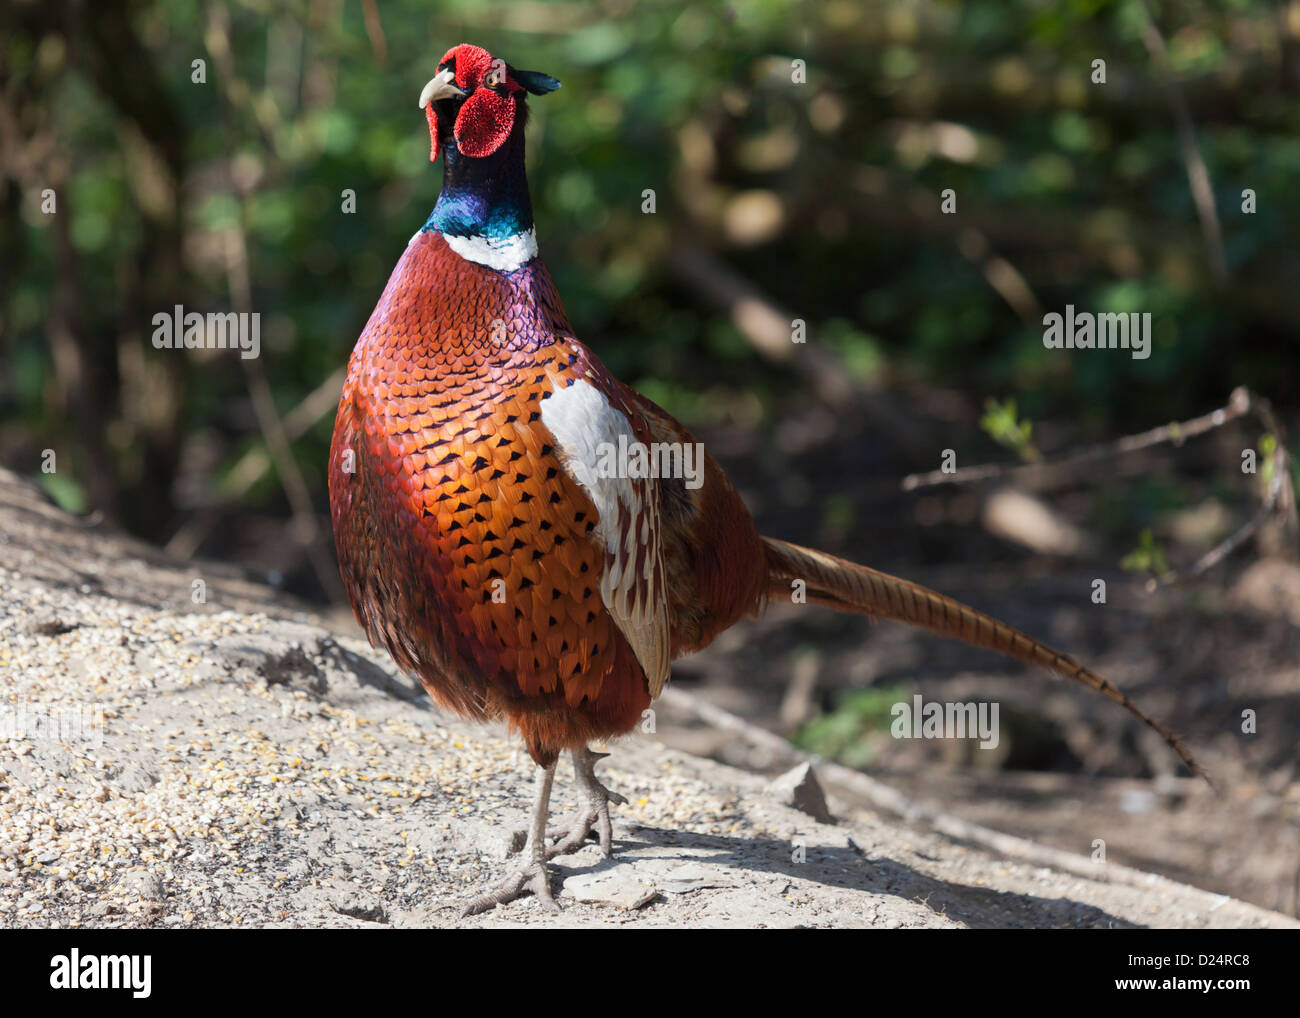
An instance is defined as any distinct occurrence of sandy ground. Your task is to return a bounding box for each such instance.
[0,468,1294,929]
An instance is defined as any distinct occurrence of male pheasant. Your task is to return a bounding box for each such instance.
[329,43,1203,915]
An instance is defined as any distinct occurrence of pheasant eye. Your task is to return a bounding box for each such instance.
[484,71,501,87]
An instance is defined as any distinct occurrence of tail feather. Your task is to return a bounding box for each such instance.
[762,536,1208,785]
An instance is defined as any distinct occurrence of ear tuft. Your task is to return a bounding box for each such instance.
[512,68,562,96]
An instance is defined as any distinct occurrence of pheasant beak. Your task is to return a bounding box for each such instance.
[418,68,466,109]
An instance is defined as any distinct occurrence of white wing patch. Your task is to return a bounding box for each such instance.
[539,376,672,696]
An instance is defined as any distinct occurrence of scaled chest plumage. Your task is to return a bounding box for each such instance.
[329,231,668,761]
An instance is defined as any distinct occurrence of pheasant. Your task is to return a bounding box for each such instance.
[328,43,1204,915]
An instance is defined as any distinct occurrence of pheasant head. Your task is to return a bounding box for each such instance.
[419,43,560,161]
[417,43,561,270]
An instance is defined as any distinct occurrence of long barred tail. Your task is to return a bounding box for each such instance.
[762,536,1208,785]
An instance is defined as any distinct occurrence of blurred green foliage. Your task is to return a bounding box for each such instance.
[794,684,909,770]
[1,0,1296,579]
[1120,526,1171,576]
[980,397,1039,462]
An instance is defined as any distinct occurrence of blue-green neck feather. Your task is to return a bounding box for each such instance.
[425,120,532,240]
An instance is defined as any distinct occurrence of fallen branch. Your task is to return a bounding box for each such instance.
[1139,0,1228,283]
[666,244,931,456]
[659,687,1226,900]
[164,367,345,559]
[201,2,346,604]
[1146,408,1295,590]
[903,387,1255,491]
[902,386,1295,591]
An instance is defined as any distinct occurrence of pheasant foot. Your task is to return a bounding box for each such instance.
[461,761,560,916]
[544,748,628,858]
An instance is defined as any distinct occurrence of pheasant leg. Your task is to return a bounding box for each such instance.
[545,748,628,857]
[461,761,559,916]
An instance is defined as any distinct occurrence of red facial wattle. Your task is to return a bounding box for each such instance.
[426,102,440,162]
[454,87,516,158]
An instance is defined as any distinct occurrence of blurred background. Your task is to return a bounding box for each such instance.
[2,0,1299,913]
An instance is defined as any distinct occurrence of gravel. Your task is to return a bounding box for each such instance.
[0,467,1294,929]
